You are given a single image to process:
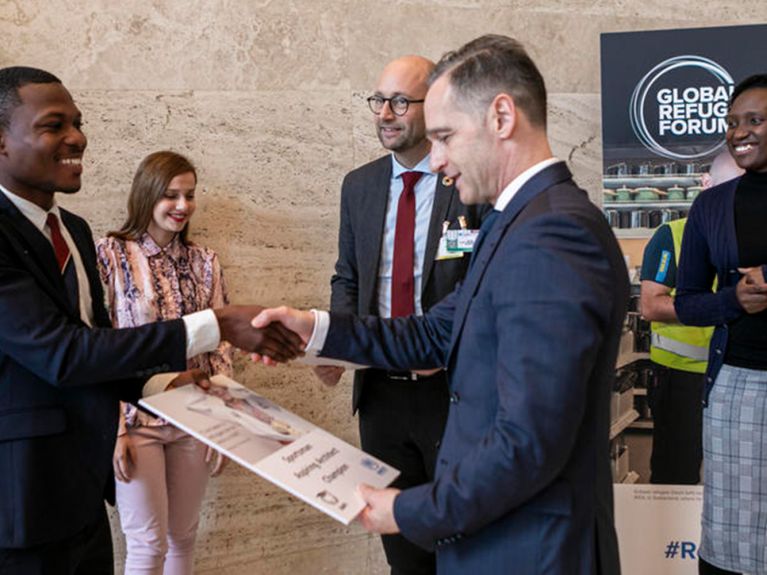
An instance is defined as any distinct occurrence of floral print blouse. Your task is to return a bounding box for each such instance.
[96,232,233,429]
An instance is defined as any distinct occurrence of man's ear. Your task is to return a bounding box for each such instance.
[489,93,517,139]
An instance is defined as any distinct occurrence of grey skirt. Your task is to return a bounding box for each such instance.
[700,363,767,574]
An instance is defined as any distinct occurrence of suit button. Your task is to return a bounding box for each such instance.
[435,439,441,449]
[439,458,448,466]
[449,392,460,404]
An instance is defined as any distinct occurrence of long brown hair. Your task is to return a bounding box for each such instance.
[109,151,197,244]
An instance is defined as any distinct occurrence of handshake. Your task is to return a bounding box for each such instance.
[214,305,318,364]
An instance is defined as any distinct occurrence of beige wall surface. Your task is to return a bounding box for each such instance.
[2,1,764,573]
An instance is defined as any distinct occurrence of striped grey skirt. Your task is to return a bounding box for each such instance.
[699,364,767,574]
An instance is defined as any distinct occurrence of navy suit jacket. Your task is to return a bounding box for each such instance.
[0,193,187,549]
[321,162,627,574]
[330,155,487,412]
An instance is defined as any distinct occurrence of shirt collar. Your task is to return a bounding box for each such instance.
[494,157,561,212]
[138,232,184,259]
[390,153,434,180]
[0,183,61,233]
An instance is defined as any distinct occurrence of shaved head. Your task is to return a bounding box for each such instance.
[372,55,435,167]
[377,55,435,91]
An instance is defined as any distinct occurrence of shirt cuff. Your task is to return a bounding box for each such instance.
[305,309,330,355]
[183,309,220,358]
[142,372,181,398]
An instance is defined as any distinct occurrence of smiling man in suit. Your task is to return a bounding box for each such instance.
[255,35,628,574]
[316,55,486,575]
[0,67,300,574]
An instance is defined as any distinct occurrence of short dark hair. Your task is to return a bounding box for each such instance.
[0,67,61,128]
[430,35,547,127]
[730,73,767,108]
[110,151,197,244]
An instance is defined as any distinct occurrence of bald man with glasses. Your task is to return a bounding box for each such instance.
[315,55,487,575]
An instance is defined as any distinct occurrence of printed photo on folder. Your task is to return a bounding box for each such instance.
[139,375,399,524]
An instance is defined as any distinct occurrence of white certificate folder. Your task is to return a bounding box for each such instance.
[139,375,399,524]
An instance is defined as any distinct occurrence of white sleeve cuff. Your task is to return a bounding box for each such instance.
[305,309,330,355]
[183,309,220,358]
[142,372,181,397]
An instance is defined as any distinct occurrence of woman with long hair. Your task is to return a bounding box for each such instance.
[97,151,232,574]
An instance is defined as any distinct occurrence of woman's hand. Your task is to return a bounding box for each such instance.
[113,434,137,483]
[205,445,228,477]
[736,267,767,314]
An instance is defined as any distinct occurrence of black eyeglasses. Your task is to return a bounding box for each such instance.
[367,95,425,116]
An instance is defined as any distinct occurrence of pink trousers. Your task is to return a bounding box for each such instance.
[115,425,210,575]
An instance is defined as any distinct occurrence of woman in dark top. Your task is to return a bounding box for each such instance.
[675,74,767,575]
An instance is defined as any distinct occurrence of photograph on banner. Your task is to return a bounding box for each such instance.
[140,375,399,524]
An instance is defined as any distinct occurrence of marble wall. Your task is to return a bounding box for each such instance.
[1,1,763,573]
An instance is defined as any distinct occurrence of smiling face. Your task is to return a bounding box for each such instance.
[147,171,196,247]
[373,56,432,168]
[726,87,767,173]
[0,82,86,209]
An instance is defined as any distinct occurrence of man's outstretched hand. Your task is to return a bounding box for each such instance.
[251,306,317,365]
[215,305,304,362]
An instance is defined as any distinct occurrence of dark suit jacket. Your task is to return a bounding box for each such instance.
[0,193,187,549]
[321,162,627,574]
[329,155,487,411]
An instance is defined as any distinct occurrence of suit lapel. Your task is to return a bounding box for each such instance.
[61,211,96,289]
[447,162,573,361]
[421,175,454,292]
[359,158,391,313]
[0,193,72,313]
[60,209,105,322]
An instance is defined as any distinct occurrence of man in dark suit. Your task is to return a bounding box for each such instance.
[255,35,628,574]
[315,55,485,575]
[0,66,300,574]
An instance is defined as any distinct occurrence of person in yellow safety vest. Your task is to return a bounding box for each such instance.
[639,150,742,484]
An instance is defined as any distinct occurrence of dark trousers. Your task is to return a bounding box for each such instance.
[699,557,741,574]
[358,370,449,575]
[0,505,114,575]
[647,364,704,485]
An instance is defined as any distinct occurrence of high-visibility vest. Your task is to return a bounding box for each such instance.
[649,218,713,374]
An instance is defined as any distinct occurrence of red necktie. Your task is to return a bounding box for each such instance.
[46,212,71,273]
[391,171,422,317]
